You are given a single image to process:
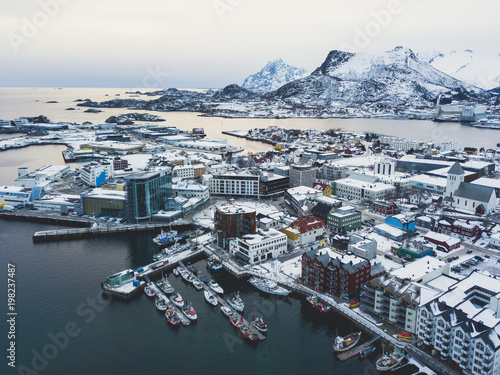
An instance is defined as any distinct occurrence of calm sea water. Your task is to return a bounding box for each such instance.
[0,87,499,149]
[0,220,381,375]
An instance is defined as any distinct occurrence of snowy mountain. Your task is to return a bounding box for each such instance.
[272,46,489,111]
[417,49,500,90]
[242,58,308,92]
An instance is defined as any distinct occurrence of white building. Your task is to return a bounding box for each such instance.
[0,186,32,207]
[172,165,195,180]
[33,194,80,211]
[173,181,209,202]
[15,165,71,188]
[334,177,395,202]
[443,162,496,215]
[229,228,288,264]
[416,271,500,374]
[374,158,396,176]
[490,233,500,250]
[209,173,260,198]
[80,162,114,187]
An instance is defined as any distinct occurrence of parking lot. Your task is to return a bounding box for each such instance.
[450,255,500,277]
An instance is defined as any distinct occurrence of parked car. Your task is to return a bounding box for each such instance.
[485,254,491,259]
[384,254,393,260]
[452,256,459,261]
[474,256,484,261]
[467,249,473,254]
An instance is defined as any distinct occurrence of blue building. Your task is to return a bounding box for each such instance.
[385,214,415,232]
[125,169,172,222]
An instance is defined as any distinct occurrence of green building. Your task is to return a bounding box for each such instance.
[327,206,361,233]
[81,188,126,217]
[125,170,172,222]
[396,241,434,261]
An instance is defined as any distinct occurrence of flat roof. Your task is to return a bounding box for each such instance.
[216,204,255,214]
[390,256,446,281]
[335,178,395,192]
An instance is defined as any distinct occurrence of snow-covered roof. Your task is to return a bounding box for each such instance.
[374,223,406,237]
[390,256,446,281]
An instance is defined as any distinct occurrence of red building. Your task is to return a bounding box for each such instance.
[437,219,481,240]
[371,201,399,216]
[214,204,256,249]
[301,248,371,298]
[113,157,129,171]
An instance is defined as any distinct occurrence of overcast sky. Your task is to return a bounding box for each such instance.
[1,0,499,88]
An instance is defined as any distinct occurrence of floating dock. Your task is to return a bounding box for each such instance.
[177,260,265,341]
[337,335,381,361]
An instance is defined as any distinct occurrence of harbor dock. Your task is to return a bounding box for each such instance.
[337,335,381,361]
[147,277,191,326]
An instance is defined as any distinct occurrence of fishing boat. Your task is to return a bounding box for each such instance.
[206,255,223,272]
[204,290,218,306]
[248,276,290,296]
[144,284,155,298]
[220,305,233,317]
[240,325,259,343]
[156,275,174,294]
[165,308,181,326]
[227,292,244,312]
[181,301,197,321]
[251,315,268,333]
[375,347,405,371]
[208,280,224,294]
[179,267,191,282]
[306,295,332,313]
[229,314,243,328]
[198,273,210,283]
[153,229,188,248]
[192,279,204,291]
[172,268,179,277]
[359,346,376,359]
[155,297,167,312]
[170,293,184,308]
[332,332,362,352]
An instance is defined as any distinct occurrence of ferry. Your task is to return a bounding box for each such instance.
[248,276,290,296]
[306,295,332,313]
[375,347,405,371]
[332,332,361,352]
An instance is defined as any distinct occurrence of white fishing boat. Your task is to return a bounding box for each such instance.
[208,280,224,294]
[220,305,233,317]
[144,284,155,298]
[375,347,405,371]
[155,297,167,312]
[170,293,184,308]
[332,332,361,352]
[181,301,198,321]
[204,290,218,306]
[227,292,244,312]
[172,268,179,277]
[248,276,290,296]
[156,275,174,294]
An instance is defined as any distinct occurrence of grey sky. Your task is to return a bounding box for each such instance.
[1,0,499,88]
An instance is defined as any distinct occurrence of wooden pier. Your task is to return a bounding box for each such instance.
[337,335,381,361]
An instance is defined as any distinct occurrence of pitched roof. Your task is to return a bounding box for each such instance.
[448,161,464,176]
[454,182,495,203]
[311,203,332,217]
[290,215,325,233]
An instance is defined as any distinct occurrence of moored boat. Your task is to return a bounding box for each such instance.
[186,265,198,275]
[332,332,361,352]
[204,290,218,306]
[220,305,233,317]
[248,276,290,296]
[157,276,174,294]
[240,325,259,343]
[227,292,244,312]
[165,308,181,326]
[251,315,268,333]
[198,273,210,283]
[181,302,197,321]
[144,284,155,298]
[155,297,167,312]
[153,229,188,248]
[306,295,332,313]
[192,279,204,291]
[170,293,184,308]
[208,280,224,294]
[172,268,179,277]
[207,255,223,272]
[375,347,405,371]
[229,313,243,328]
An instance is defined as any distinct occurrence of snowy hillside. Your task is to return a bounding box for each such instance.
[417,49,500,90]
[242,58,308,92]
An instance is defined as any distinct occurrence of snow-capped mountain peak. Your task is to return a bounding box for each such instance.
[242,59,308,92]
